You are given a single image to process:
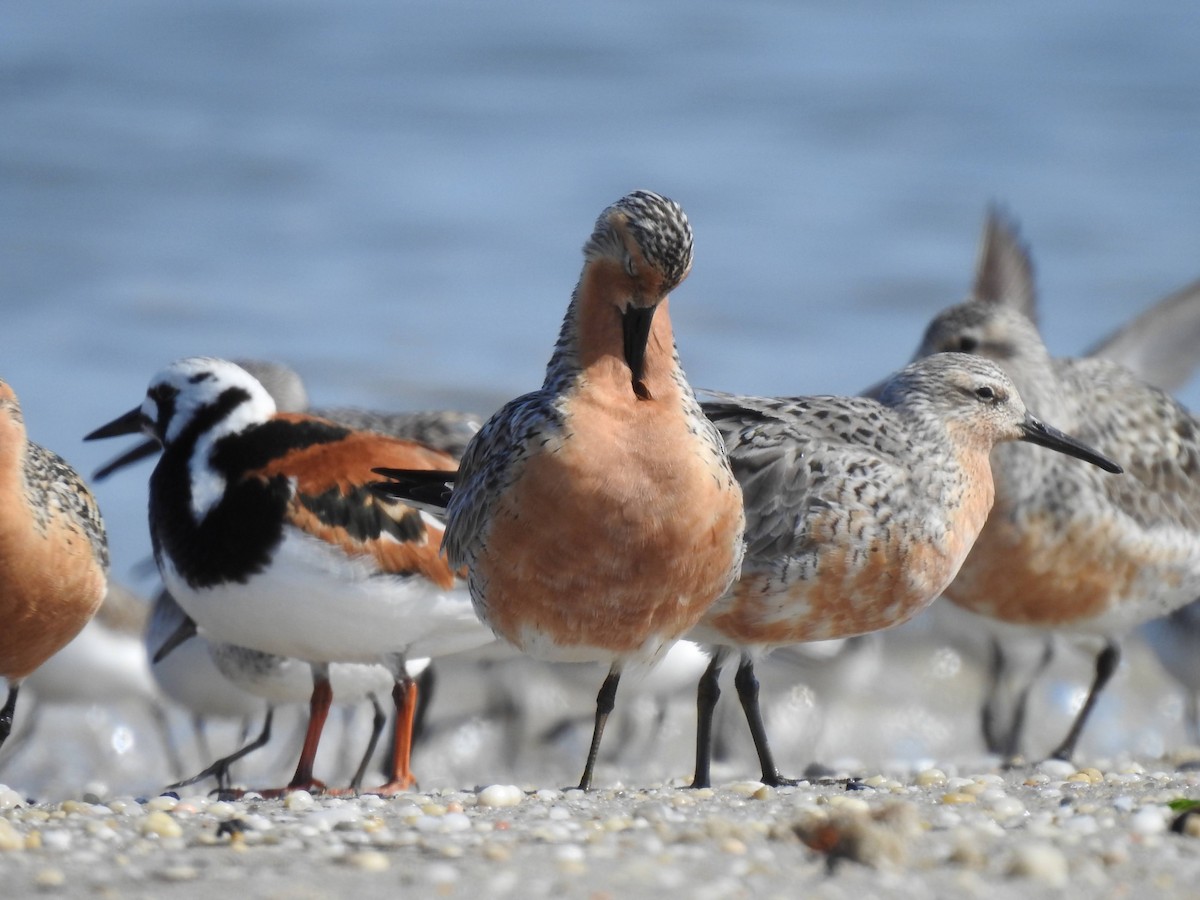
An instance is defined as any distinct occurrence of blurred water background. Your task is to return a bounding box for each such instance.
[2,0,1199,797]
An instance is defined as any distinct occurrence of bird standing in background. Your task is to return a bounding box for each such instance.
[909,218,1200,762]
[942,211,1200,760]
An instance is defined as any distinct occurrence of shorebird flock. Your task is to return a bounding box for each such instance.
[3,191,1199,796]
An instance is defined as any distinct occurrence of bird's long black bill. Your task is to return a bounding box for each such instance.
[93,438,160,481]
[370,467,457,511]
[1018,415,1123,474]
[622,305,657,400]
[85,406,144,441]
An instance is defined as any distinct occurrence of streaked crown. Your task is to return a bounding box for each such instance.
[915,301,1048,367]
[881,352,1025,423]
[584,190,694,295]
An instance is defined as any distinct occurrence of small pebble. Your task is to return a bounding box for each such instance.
[305,807,360,832]
[1036,759,1076,780]
[424,862,460,886]
[33,868,66,889]
[284,791,315,812]
[157,866,200,882]
[1130,807,1167,836]
[145,796,178,813]
[726,781,767,797]
[989,797,1026,819]
[826,796,870,814]
[241,814,273,832]
[346,851,390,872]
[720,838,747,855]
[0,787,24,810]
[556,844,586,862]
[1008,843,1069,887]
[916,768,947,787]
[942,792,977,805]
[1062,814,1098,835]
[477,785,524,808]
[138,811,182,839]
[947,832,988,869]
[482,843,511,862]
[41,830,71,852]
[0,819,24,851]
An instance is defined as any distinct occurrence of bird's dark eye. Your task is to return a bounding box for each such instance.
[624,256,638,277]
[975,385,996,402]
[957,335,979,353]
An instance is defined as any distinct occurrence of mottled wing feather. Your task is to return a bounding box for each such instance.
[971,206,1038,323]
[443,390,563,569]
[248,422,460,588]
[1057,357,1200,531]
[370,468,456,512]
[25,441,109,571]
[703,392,910,570]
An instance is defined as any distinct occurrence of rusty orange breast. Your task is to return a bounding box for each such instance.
[0,509,107,680]
[478,375,742,658]
[708,526,940,645]
[706,436,995,648]
[945,510,1140,626]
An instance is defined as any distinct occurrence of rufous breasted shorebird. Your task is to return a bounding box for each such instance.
[375,190,746,791]
[686,352,1121,787]
[0,379,109,754]
[909,215,1200,762]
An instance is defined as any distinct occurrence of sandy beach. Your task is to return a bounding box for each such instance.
[1,755,1199,899]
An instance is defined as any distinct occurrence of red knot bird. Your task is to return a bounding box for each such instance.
[686,352,1121,787]
[953,210,1200,759]
[86,357,494,795]
[375,189,746,791]
[0,379,109,753]
[908,214,1200,763]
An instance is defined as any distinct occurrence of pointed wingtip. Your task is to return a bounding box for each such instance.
[973,204,1038,323]
[369,468,455,511]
